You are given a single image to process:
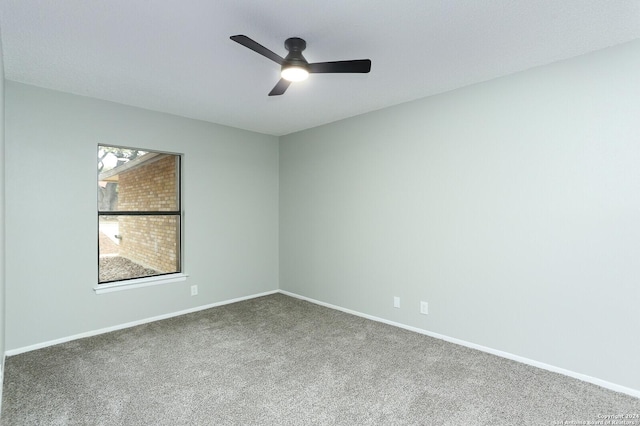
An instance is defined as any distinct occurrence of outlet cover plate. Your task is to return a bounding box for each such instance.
[420,301,428,315]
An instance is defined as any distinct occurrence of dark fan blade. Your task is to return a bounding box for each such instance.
[308,59,371,74]
[230,35,284,65]
[268,78,291,96]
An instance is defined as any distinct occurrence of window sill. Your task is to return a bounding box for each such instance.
[93,273,189,294]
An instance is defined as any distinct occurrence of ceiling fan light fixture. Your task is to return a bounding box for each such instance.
[281,66,309,82]
[230,35,371,96]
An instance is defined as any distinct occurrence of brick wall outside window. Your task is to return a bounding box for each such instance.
[117,155,180,273]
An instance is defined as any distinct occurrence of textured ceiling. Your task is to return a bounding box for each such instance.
[1,1,639,136]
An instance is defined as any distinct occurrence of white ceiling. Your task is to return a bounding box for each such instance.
[1,1,639,136]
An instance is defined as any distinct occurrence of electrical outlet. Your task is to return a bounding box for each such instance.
[393,296,400,308]
[420,301,428,315]
[190,285,198,296]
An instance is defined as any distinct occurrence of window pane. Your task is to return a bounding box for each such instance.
[98,145,182,285]
[98,148,179,212]
[99,215,180,283]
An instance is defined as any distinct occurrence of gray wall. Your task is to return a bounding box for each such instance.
[280,40,640,391]
[4,82,279,350]
[0,25,6,388]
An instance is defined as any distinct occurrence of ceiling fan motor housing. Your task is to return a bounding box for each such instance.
[283,37,309,69]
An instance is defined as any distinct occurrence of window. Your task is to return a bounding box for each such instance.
[98,146,182,284]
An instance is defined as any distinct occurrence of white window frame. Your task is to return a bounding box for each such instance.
[95,145,186,293]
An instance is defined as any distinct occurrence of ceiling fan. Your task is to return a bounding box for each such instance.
[230,35,372,96]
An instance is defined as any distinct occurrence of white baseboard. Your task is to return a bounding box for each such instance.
[279,290,640,399]
[4,289,279,356]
